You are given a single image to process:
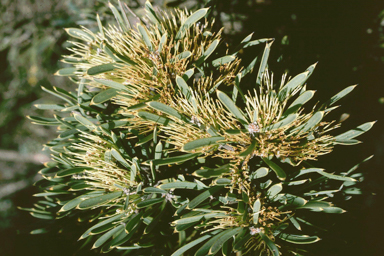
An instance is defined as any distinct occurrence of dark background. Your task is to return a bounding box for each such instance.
[1,0,383,255]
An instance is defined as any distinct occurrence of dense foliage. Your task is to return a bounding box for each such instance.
[25,1,375,255]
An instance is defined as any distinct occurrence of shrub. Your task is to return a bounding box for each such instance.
[25,1,375,255]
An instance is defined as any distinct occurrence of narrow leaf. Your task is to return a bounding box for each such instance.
[326,85,357,107]
[137,24,153,51]
[335,121,376,142]
[262,158,286,180]
[256,40,273,85]
[239,140,257,157]
[151,153,200,167]
[87,63,121,75]
[259,232,279,256]
[159,181,197,190]
[147,101,185,121]
[217,90,248,125]
[78,192,122,209]
[183,137,224,151]
[279,71,309,101]
[187,186,222,209]
[137,111,172,125]
[279,233,320,244]
[136,198,164,208]
[176,8,208,39]
[91,89,118,105]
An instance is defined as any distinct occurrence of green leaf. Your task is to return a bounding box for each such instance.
[93,224,125,249]
[30,228,49,235]
[159,181,197,190]
[284,90,315,116]
[147,101,185,121]
[136,198,164,208]
[158,33,167,53]
[55,167,92,178]
[41,86,75,104]
[96,13,105,38]
[137,111,172,126]
[335,121,376,143]
[183,137,224,151]
[91,88,118,105]
[317,170,356,182]
[143,187,167,194]
[145,0,160,25]
[259,232,279,256]
[298,200,331,209]
[33,192,70,197]
[267,183,283,199]
[60,197,82,212]
[136,133,153,146]
[286,179,308,186]
[175,51,192,61]
[325,85,357,107]
[30,212,54,220]
[262,158,286,180]
[73,113,96,130]
[253,199,261,224]
[109,2,129,32]
[78,192,122,209]
[196,39,220,65]
[344,187,362,195]
[151,153,200,167]
[333,139,361,145]
[239,140,257,157]
[217,90,248,125]
[297,111,324,133]
[214,178,232,185]
[279,71,309,101]
[322,207,346,214]
[155,141,163,160]
[346,155,373,176]
[175,75,197,109]
[145,200,167,234]
[171,235,211,256]
[193,164,231,179]
[94,78,131,92]
[279,233,320,244]
[209,227,243,255]
[111,149,131,169]
[174,213,225,225]
[256,40,273,85]
[187,186,223,209]
[65,28,94,41]
[277,194,307,208]
[241,56,258,77]
[87,63,121,75]
[55,67,78,76]
[250,167,269,180]
[233,231,252,252]
[80,213,124,239]
[176,8,209,40]
[183,68,195,80]
[295,168,325,177]
[195,230,228,256]
[34,104,65,110]
[242,38,271,49]
[137,24,153,51]
[264,113,298,131]
[125,212,144,234]
[212,55,236,67]
[288,214,301,230]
